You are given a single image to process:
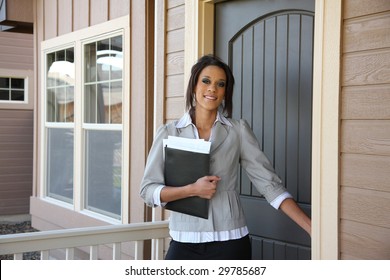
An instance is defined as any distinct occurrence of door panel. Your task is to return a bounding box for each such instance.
[215,0,314,259]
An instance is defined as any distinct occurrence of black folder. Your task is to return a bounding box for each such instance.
[164,146,210,219]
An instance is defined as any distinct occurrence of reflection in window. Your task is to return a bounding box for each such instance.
[46,48,75,122]
[84,36,123,124]
[0,77,25,102]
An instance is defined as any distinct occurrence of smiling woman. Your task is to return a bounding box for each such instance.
[140,54,311,260]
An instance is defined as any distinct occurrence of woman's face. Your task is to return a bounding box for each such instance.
[194,65,226,114]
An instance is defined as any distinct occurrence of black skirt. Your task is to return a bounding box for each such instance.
[164,235,251,260]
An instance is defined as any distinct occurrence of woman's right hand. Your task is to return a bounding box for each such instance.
[160,175,221,203]
[190,175,221,199]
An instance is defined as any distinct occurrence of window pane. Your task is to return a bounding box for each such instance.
[57,87,66,122]
[66,86,75,122]
[110,81,122,123]
[11,78,24,89]
[46,128,74,203]
[47,53,56,88]
[66,48,74,63]
[85,130,121,219]
[11,90,24,101]
[96,38,111,82]
[46,48,75,123]
[0,90,9,100]
[84,84,97,123]
[47,88,55,122]
[110,36,123,80]
[0,77,9,88]
[85,43,97,83]
[100,82,110,123]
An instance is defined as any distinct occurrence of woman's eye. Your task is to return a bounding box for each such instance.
[217,81,226,88]
[202,78,211,84]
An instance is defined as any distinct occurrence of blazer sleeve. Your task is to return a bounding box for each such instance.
[140,124,169,207]
[239,119,287,203]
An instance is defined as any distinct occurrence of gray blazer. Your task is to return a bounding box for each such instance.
[140,118,286,232]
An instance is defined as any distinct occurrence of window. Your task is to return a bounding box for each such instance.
[0,69,33,110]
[0,77,26,102]
[41,17,128,222]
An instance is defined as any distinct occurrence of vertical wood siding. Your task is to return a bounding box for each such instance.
[165,0,185,122]
[41,0,130,40]
[340,0,390,259]
[0,110,33,215]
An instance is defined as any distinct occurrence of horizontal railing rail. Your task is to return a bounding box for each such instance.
[0,220,169,260]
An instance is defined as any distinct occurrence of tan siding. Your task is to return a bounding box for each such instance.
[343,12,390,53]
[58,0,73,35]
[74,0,90,31]
[341,120,390,156]
[166,74,184,98]
[167,0,184,9]
[0,32,33,70]
[0,110,33,215]
[166,51,184,76]
[343,50,390,86]
[344,0,390,19]
[341,153,390,195]
[165,0,185,122]
[90,0,109,26]
[44,0,58,39]
[109,0,130,19]
[167,4,185,31]
[340,186,390,228]
[166,96,185,120]
[340,0,390,259]
[0,30,34,216]
[167,29,185,53]
[341,85,390,119]
[41,0,131,39]
[340,219,390,259]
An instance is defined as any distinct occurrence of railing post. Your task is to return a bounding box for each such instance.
[14,253,23,260]
[90,245,98,260]
[41,250,49,260]
[112,243,121,260]
[134,240,143,260]
[66,248,75,260]
[154,238,164,260]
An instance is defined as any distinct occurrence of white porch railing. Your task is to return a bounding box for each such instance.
[0,220,169,260]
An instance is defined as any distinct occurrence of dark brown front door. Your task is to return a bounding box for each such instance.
[215,0,314,259]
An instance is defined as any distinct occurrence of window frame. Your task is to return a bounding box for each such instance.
[40,16,130,224]
[0,69,33,110]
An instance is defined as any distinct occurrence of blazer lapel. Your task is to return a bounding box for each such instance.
[211,121,229,154]
[176,125,196,139]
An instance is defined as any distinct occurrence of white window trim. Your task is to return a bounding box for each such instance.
[0,69,33,110]
[40,16,130,224]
